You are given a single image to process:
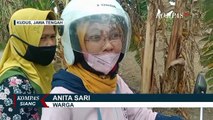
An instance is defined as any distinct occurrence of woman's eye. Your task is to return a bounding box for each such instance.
[41,36,46,40]
[51,36,56,39]
[41,35,56,41]
[110,33,121,40]
[88,35,101,42]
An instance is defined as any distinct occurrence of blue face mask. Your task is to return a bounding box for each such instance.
[11,34,56,66]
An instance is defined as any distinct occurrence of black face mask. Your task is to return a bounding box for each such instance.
[11,34,56,66]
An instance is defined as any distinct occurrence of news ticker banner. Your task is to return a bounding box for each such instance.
[1,94,213,108]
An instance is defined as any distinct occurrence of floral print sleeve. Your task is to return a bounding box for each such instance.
[0,75,40,120]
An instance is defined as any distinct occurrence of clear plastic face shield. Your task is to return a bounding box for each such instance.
[69,14,131,74]
[69,14,130,55]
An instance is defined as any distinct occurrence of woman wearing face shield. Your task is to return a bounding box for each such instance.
[0,8,56,119]
[42,0,183,120]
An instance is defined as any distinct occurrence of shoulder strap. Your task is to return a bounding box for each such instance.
[116,84,120,93]
[0,67,27,84]
[97,108,102,120]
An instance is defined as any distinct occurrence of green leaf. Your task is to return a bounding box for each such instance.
[138,0,148,19]
[206,68,213,79]
[203,0,213,11]
[208,86,213,93]
[207,77,213,86]
[200,57,213,67]
[22,0,55,10]
[202,43,213,56]
[200,35,213,42]
[204,8,213,23]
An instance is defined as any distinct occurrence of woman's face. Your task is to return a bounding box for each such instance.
[39,25,56,47]
[84,22,123,54]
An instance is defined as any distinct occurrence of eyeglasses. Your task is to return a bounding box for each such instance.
[85,30,122,45]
